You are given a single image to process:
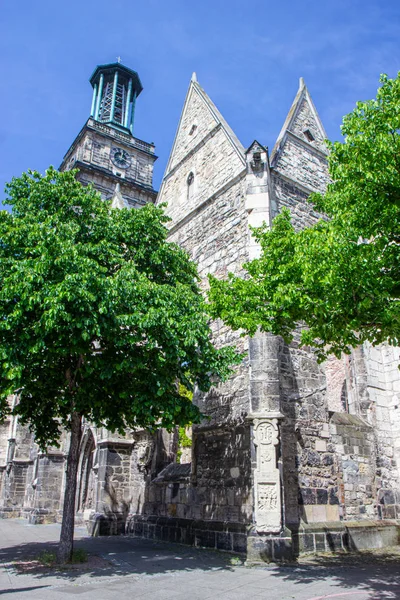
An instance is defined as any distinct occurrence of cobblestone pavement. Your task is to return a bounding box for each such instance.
[1,519,400,599]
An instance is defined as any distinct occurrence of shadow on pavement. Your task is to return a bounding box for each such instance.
[0,586,51,597]
[1,519,400,600]
[0,534,237,583]
[267,553,400,599]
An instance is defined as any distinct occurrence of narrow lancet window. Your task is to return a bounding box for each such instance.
[187,172,194,201]
[304,129,315,142]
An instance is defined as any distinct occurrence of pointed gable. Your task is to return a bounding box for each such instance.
[290,98,327,154]
[166,82,218,173]
[245,140,268,156]
[110,183,127,209]
[164,75,245,176]
[271,78,328,164]
[270,78,329,194]
[158,74,246,227]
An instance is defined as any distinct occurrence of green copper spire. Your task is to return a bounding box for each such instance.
[89,62,143,134]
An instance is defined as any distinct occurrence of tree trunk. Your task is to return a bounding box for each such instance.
[57,411,82,563]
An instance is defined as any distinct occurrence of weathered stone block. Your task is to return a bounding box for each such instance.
[329,487,340,505]
[195,529,216,549]
[232,533,247,554]
[298,533,315,553]
[273,537,293,561]
[316,489,328,504]
[299,488,316,505]
[315,533,326,551]
[216,532,233,551]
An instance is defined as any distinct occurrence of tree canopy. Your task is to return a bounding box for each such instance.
[0,167,239,442]
[0,167,240,560]
[209,73,400,360]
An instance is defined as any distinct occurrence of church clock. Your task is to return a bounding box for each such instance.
[111,147,131,168]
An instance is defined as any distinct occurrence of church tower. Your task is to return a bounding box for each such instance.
[60,62,157,207]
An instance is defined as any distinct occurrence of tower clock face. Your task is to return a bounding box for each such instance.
[111,147,131,169]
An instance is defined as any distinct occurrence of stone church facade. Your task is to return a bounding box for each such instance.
[1,62,399,561]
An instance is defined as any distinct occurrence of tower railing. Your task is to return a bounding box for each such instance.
[90,119,155,154]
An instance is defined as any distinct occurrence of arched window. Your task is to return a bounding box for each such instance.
[187,171,194,201]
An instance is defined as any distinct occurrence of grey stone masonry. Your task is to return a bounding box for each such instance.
[60,117,157,207]
[156,77,255,529]
[152,74,400,562]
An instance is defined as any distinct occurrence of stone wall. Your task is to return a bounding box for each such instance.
[269,98,337,530]
[329,412,376,520]
[168,84,224,171]
[0,410,36,517]
[140,420,252,524]
[60,118,157,207]
[157,77,254,528]
[277,336,335,526]
[162,177,253,522]
[126,515,248,555]
[62,119,156,188]
[271,173,324,228]
[364,343,400,518]
[0,419,9,466]
[292,520,399,556]
[290,97,327,154]
[31,453,65,519]
[273,137,329,194]
[162,131,245,227]
[325,355,348,413]
[77,170,153,208]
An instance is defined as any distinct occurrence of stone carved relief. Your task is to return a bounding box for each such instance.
[258,482,278,511]
[252,417,282,533]
[257,422,273,444]
[254,420,279,472]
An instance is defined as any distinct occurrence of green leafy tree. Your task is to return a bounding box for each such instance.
[209,73,400,360]
[0,168,240,562]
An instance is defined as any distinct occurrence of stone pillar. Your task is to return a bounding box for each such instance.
[244,140,275,260]
[249,332,281,413]
[252,415,282,533]
[248,331,283,532]
[243,149,290,558]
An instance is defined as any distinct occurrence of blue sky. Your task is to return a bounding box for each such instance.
[1,0,399,204]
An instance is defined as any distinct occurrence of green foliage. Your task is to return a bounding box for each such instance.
[70,548,88,563]
[209,73,400,360]
[38,548,87,565]
[176,384,192,462]
[178,383,193,402]
[229,556,243,565]
[38,551,57,566]
[177,424,192,462]
[178,426,192,448]
[0,167,241,448]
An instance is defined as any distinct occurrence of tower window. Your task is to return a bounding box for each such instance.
[304,129,315,142]
[187,172,194,200]
[189,124,197,136]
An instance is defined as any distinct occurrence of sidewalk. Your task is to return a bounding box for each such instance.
[1,518,400,599]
